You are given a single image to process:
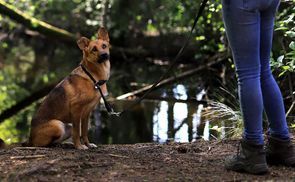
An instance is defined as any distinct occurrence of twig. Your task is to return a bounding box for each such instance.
[13,147,49,150]
[19,163,49,176]
[286,72,294,118]
[108,154,129,158]
[288,72,294,101]
[10,155,46,160]
[286,101,295,118]
[124,95,207,104]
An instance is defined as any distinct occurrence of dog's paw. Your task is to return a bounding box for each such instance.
[87,143,97,148]
[76,144,88,150]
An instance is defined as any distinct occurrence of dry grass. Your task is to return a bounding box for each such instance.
[202,100,243,139]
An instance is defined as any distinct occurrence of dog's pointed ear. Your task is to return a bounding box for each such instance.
[98,27,109,42]
[77,37,90,50]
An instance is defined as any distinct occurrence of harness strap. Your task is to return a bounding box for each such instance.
[80,64,114,113]
[80,64,107,87]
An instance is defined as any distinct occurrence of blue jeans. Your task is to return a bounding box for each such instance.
[222,0,289,144]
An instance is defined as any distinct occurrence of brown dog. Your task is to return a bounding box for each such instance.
[28,27,110,149]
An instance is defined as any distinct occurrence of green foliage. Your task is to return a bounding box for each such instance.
[0,118,20,143]
[0,40,35,143]
[272,3,295,76]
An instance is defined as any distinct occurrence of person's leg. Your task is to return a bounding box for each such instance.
[222,0,268,174]
[222,0,263,144]
[260,0,295,167]
[260,0,290,140]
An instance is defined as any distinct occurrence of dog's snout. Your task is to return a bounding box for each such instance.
[100,53,109,59]
[98,53,109,63]
[100,53,109,60]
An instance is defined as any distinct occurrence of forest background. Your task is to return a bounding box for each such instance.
[0,0,294,144]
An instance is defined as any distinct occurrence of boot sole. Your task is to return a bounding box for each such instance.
[267,160,295,167]
[226,163,269,175]
[267,156,295,167]
[245,164,269,175]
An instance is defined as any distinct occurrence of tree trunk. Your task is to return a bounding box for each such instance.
[0,83,56,123]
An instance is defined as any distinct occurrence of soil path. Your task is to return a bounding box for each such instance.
[0,140,294,181]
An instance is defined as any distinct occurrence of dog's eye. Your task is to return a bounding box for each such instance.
[102,44,107,49]
[92,47,98,52]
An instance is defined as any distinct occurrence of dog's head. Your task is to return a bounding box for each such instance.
[77,27,110,64]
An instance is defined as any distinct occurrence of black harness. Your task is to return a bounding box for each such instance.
[80,64,107,88]
[80,64,118,115]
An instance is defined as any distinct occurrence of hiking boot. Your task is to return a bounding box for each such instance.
[266,136,295,167]
[225,140,269,174]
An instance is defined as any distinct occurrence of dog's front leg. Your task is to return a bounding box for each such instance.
[81,112,97,148]
[72,115,88,150]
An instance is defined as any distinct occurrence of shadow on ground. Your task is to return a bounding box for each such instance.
[1,139,295,181]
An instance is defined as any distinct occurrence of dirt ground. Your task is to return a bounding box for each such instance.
[0,139,295,182]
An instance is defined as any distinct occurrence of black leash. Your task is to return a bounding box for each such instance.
[117,0,209,117]
[80,64,119,116]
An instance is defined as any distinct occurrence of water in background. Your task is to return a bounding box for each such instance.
[88,60,229,144]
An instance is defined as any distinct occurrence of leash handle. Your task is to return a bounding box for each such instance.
[118,0,209,116]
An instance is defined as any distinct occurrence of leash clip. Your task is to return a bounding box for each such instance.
[108,111,121,117]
